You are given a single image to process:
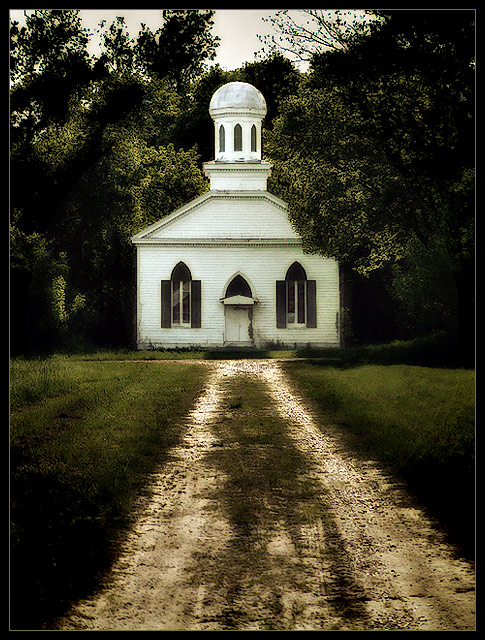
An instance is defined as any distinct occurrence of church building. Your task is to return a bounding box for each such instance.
[131,82,341,349]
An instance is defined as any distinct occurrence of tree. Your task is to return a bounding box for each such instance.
[173,65,233,164]
[135,9,219,91]
[10,10,93,134]
[266,88,417,275]
[81,142,207,345]
[310,10,475,249]
[236,53,303,130]
[257,9,382,66]
[389,235,459,338]
[10,10,98,352]
[311,9,475,349]
[10,9,217,353]
[94,16,139,76]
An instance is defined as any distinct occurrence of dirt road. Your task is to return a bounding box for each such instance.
[58,360,475,631]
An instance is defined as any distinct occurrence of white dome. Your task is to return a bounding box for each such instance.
[209,82,267,117]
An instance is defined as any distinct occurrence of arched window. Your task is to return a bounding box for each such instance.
[161,263,201,329]
[171,262,192,325]
[219,124,225,152]
[286,262,307,281]
[251,124,257,152]
[226,275,252,298]
[171,261,191,282]
[234,123,243,152]
[285,262,307,325]
[276,263,316,329]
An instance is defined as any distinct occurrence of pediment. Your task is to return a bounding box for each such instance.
[131,190,301,244]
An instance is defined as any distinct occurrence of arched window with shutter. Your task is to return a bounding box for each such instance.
[276,262,317,329]
[161,262,201,328]
[234,123,242,152]
[171,262,191,326]
[286,262,307,326]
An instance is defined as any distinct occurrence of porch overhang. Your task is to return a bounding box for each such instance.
[220,295,258,306]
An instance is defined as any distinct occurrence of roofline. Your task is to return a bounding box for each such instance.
[132,237,302,247]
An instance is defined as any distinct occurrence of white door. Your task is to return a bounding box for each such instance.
[225,306,250,342]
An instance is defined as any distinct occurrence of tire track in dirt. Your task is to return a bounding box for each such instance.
[57,360,475,631]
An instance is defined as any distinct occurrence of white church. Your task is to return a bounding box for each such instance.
[131,82,341,350]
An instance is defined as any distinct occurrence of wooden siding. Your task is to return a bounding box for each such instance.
[148,196,299,240]
[204,163,271,191]
[136,245,340,349]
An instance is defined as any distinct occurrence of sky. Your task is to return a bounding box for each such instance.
[10,9,300,71]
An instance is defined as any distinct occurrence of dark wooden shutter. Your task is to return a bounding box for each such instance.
[307,280,317,328]
[191,280,201,328]
[161,280,172,328]
[276,280,287,328]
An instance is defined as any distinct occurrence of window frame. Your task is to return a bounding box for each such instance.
[219,124,225,152]
[287,279,306,326]
[276,265,316,330]
[226,274,252,299]
[172,279,191,326]
[170,262,192,327]
[250,124,257,152]
[234,123,243,152]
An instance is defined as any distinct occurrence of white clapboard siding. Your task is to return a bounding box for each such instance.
[136,192,299,241]
[135,244,340,349]
[204,162,271,190]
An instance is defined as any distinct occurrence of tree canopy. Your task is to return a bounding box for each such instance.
[10,9,219,352]
[265,9,474,347]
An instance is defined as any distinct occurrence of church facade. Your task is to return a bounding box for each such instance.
[131,82,341,350]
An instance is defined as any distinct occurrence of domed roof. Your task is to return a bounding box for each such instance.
[209,82,267,117]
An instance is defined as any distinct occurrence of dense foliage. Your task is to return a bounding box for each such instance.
[265,9,474,353]
[10,10,220,353]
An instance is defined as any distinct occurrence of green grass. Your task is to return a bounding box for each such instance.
[284,362,475,556]
[69,347,300,361]
[10,357,82,408]
[10,357,209,630]
[66,332,469,368]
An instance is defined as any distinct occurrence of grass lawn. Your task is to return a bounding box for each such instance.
[67,332,468,368]
[10,357,209,630]
[284,362,475,558]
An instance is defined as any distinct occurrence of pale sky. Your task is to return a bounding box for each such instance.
[10,9,296,71]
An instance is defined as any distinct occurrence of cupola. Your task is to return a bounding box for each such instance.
[204,82,272,191]
[209,81,267,163]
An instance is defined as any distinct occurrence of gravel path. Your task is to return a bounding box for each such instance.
[58,360,475,631]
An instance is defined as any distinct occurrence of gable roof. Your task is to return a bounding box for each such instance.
[131,190,302,246]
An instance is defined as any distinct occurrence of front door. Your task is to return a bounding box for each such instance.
[225,306,251,343]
